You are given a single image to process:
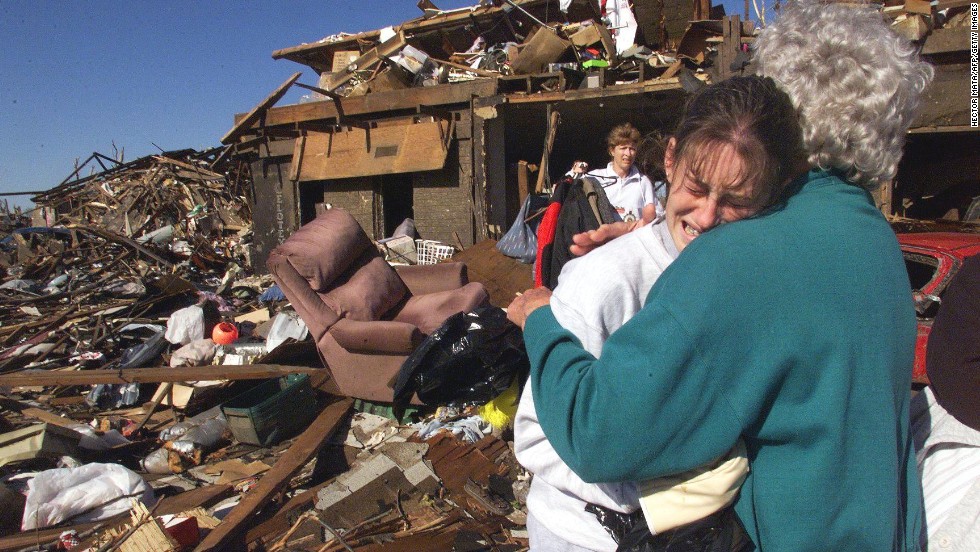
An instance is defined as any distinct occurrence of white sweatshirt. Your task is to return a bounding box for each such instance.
[514,220,679,550]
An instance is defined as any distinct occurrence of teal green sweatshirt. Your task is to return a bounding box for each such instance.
[526,170,922,551]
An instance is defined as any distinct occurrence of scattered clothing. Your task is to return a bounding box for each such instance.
[414,414,489,443]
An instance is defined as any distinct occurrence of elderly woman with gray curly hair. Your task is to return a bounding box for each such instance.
[507,2,933,551]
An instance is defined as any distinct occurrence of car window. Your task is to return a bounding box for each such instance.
[904,253,938,292]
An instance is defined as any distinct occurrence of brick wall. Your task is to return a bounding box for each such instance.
[310,112,477,246]
[320,178,377,238]
[413,111,476,247]
[413,148,473,246]
[250,159,299,273]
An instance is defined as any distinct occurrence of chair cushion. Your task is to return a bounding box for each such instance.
[321,252,409,321]
[393,282,489,334]
[274,208,374,292]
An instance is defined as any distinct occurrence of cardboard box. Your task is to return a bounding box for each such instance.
[332,50,360,72]
[0,423,81,467]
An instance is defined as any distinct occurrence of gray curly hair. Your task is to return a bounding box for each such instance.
[753,1,934,190]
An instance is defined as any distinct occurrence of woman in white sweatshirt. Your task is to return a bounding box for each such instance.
[513,76,806,551]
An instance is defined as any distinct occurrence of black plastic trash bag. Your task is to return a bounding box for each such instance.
[392,307,529,420]
[584,503,749,552]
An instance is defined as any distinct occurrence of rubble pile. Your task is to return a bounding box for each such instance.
[0,149,258,378]
[0,150,527,550]
[31,147,252,262]
[884,0,970,42]
[284,0,728,102]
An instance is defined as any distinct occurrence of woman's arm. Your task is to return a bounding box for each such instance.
[523,304,743,483]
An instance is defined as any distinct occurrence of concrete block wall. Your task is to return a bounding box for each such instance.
[663,2,695,46]
[320,179,377,238]
[413,148,473,246]
[413,111,475,247]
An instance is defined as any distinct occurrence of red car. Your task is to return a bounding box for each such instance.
[898,232,980,384]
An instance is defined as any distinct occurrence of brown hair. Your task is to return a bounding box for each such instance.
[671,76,805,209]
[636,131,668,182]
[606,123,642,151]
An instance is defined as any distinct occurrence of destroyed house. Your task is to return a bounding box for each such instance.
[223,0,979,273]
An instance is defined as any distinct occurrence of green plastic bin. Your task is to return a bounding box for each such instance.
[221,374,316,446]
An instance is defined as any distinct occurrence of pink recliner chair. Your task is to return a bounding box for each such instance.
[266,207,489,403]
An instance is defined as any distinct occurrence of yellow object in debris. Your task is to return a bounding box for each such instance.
[478,378,520,430]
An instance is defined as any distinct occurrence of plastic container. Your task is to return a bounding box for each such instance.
[212,322,239,345]
[415,240,455,265]
[220,375,316,446]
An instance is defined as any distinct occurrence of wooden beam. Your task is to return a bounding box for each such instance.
[478,77,684,107]
[428,56,500,78]
[909,124,980,134]
[221,72,302,144]
[152,155,225,180]
[235,79,496,129]
[921,27,970,55]
[903,0,933,16]
[69,224,173,267]
[535,108,560,193]
[194,397,353,552]
[0,397,81,429]
[0,364,321,387]
[243,473,337,546]
[294,82,371,129]
[935,0,976,8]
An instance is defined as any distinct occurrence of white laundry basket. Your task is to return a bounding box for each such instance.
[415,239,455,265]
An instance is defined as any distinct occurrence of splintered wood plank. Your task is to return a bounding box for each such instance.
[424,433,503,496]
[0,397,80,429]
[341,529,458,551]
[195,397,353,552]
[155,484,235,515]
[221,72,302,144]
[243,476,337,546]
[0,364,321,387]
[921,27,969,55]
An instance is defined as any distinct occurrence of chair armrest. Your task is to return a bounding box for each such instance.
[395,262,469,295]
[267,250,341,340]
[330,318,422,354]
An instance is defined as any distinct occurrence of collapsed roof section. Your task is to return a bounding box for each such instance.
[250,0,748,116]
[271,0,712,76]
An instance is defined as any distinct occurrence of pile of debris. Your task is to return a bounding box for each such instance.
[0,141,530,550]
[272,0,744,104]
[0,148,258,378]
[884,0,973,42]
[30,147,251,261]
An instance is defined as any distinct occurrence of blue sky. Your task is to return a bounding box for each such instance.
[0,1,748,209]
